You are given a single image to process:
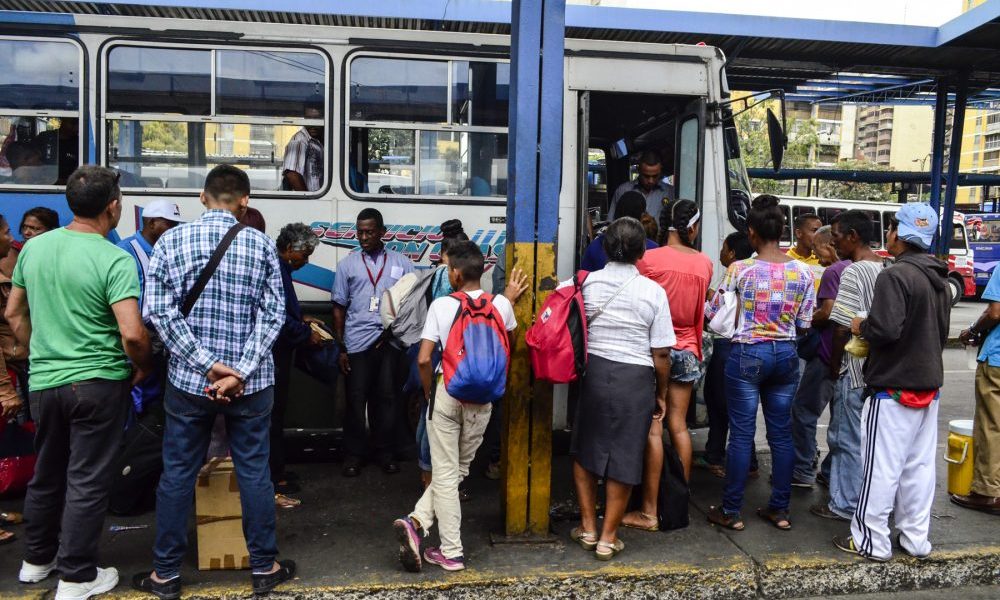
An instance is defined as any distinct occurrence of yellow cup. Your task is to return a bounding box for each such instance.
[945,419,975,497]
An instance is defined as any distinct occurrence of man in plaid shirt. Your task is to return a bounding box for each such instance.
[133,165,295,599]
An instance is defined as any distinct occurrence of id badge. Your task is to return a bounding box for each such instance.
[369,295,379,312]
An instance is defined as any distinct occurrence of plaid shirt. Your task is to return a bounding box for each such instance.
[145,209,285,396]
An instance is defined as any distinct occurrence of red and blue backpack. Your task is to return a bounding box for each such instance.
[438,292,511,408]
[525,271,589,383]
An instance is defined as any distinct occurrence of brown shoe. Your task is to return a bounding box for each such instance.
[950,492,1000,515]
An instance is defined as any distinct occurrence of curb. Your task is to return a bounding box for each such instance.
[66,545,1000,600]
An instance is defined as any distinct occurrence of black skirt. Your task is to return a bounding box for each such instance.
[571,353,656,486]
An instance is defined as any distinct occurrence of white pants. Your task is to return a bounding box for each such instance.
[851,396,938,561]
[410,380,492,559]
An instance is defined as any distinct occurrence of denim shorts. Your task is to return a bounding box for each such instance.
[670,348,701,383]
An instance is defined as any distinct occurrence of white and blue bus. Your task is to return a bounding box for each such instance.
[0,5,781,429]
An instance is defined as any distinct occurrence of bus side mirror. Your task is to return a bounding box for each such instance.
[767,108,786,172]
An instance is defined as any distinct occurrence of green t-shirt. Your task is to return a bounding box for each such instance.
[12,227,140,391]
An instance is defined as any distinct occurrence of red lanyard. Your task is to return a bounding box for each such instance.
[362,251,387,291]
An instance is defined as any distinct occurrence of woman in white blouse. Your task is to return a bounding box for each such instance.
[570,217,674,561]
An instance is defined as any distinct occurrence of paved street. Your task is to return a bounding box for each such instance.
[950,300,985,340]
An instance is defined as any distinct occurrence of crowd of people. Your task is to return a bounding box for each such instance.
[0,155,994,599]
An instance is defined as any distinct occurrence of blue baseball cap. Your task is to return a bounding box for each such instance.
[894,203,938,250]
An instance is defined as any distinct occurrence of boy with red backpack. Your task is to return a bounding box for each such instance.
[393,241,517,573]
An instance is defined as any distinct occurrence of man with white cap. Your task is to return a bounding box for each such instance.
[832,202,951,562]
[116,199,184,310]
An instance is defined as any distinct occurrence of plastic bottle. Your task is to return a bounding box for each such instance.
[967,345,979,370]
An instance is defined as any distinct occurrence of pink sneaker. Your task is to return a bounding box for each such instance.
[392,517,423,573]
[422,547,465,571]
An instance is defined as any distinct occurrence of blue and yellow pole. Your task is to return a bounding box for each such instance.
[501,0,565,538]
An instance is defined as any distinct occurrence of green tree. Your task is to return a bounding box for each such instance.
[819,160,893,202]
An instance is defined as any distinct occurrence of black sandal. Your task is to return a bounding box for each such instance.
[707,505,745,531]
[757,507,792,530]
[0,528,15,546]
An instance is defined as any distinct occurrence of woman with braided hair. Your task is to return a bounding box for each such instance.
[622,199,712,532]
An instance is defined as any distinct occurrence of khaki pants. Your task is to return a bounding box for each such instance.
[410,379,492,559]
[973,363,1000,497]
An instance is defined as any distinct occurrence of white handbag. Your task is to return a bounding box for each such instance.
[707,291,740,339]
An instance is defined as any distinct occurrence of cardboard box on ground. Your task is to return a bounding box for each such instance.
[196,457,250,570]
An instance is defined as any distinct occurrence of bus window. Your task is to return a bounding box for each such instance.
[951,222,969,253]
[105,44,329,193]
[818,207,842,225]
[862,210,881,248]
[0,38,81,187]
[792,206,819,222]
[677,116,698,201]
[347,55,509,199]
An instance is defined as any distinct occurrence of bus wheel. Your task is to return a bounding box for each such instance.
[947,276,964,307]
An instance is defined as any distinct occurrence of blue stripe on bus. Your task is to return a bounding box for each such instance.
[0,10,76,25]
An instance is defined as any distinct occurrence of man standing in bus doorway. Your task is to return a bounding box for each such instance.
[608,150,673,222]
[281,102,324,192]
[333,208,415,477]
[814,210,885,522]
[954,268,1000,516]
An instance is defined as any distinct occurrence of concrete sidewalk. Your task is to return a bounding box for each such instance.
[1,446,997,600]
[0,353,996,599]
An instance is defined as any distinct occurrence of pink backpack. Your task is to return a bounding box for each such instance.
[525,271,589,383]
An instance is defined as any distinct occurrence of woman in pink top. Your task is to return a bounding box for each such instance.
[623,199,712,532]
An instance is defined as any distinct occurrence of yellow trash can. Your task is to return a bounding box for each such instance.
[945,419,975,496]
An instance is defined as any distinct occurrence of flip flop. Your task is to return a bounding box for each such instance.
[0,529,15,546]
[275,493,301,509]
[621,511,659,532]
[757,507,792,530]
[570,527,598,551]
[0,511,23,525]
[595,539,624,561]
[707,505,745,531]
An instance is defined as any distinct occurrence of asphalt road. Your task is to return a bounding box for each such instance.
[950,300,985,339]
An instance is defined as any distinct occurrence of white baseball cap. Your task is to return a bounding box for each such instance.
[142,199,184,223]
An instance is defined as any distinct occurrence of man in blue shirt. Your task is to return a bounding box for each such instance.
[116,199,184,311]
[956,268,1000,515]
[581,191,657,271]
[333,208,415,477]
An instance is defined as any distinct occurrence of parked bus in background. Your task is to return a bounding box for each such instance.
[966,213,1000,296]
[777,196,974,306]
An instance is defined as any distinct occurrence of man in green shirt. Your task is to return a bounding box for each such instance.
[6,166,152,600]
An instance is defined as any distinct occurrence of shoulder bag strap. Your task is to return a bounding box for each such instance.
[181,223,247,318]
[588,274,638,323]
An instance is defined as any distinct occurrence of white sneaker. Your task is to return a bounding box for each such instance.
[54,567,119,600]
[19,559,57,583]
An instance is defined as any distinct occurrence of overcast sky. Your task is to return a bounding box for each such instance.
[577,0,964,26]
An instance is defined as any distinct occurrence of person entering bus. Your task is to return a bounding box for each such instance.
[281,103,324,192]
[607,150,673,223]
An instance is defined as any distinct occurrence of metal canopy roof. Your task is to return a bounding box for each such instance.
[5,0,1000,96]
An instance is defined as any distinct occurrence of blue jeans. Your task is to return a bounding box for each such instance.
[828,377,864,519]
[416,402,431,472]
[723,341,799,515]
[791,356,835,483]
[153,383,278,578]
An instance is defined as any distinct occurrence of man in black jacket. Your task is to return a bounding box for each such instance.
[833,203,950,562]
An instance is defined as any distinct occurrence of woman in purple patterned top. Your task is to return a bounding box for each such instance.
[704,195,816,532]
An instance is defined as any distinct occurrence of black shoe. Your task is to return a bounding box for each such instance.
[131,572,181,600]
[459,486,472,502]
[382,460,400,475]
[790,476,814,489]
[810,503,849,521]
[342,457,362,478]
[816,472,830,488]
[251,560,296,595]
